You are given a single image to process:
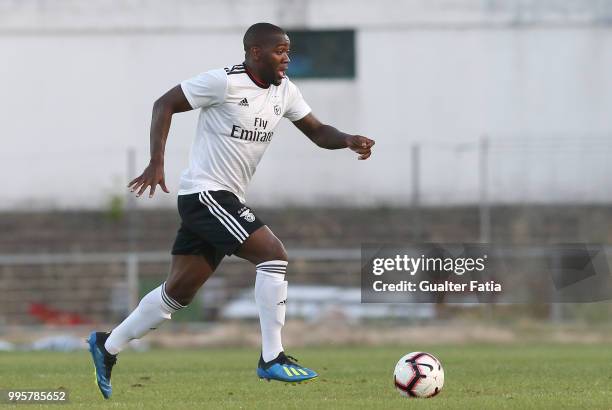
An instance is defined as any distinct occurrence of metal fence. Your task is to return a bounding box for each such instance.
[2,247,612,327]
[0,249,361,326]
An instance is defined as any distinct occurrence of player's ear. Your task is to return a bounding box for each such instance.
[251,46,262,61]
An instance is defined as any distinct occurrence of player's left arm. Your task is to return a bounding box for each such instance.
[293,113,375,160]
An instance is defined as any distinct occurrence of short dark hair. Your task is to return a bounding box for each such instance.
[243,22,286,52]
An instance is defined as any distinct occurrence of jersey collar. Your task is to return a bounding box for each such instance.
[244,62,271,89]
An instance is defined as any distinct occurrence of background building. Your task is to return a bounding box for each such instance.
[2,0,612,209]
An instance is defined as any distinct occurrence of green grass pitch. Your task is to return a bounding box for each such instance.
[2,344,611,409]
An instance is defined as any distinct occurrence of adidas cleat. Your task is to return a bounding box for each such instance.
[87,331,117,399]
[257,352,318,382]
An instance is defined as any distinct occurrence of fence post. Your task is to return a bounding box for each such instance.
[127,253,139,311]
[550,251,563,322]
[127,147,137,250]
[412,143,421,241]
[479,135,491,243]
[126,148,139,310]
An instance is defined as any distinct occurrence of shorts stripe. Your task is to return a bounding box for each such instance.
[198,193,247,242]
[202,191,249,239]
[198,193,246,242]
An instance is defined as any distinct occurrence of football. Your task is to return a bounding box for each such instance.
[393,352,444,398]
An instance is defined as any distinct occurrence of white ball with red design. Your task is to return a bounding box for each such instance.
[393,352,444,398]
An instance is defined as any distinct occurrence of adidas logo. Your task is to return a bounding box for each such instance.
[238,98,249,107]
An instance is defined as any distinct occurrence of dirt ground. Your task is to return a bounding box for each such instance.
[4,320,612,348]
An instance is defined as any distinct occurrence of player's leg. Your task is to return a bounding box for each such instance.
[176,190,315,382]
[234,225,288,265]
[103,254,219,354]
[235,226,318,382]
[88,243,222,399]
[236,226,288,360]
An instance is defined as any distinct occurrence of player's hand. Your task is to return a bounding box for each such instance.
[128,161,170,198]
[348,135,375,160]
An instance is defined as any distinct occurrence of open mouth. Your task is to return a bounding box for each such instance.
[277,67,288,78]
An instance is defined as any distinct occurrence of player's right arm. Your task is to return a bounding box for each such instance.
[128,85,192,198]
[128,68,227,198]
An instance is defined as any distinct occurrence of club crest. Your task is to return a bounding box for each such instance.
[238,207,256,222]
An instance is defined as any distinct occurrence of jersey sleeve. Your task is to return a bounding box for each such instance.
[180,68,228,109]
[283,80,312,121]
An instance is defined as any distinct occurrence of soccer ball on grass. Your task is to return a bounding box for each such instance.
[393,352,444,398]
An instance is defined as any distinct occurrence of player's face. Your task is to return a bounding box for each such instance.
[262,34,290,86]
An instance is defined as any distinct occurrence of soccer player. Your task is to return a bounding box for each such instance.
[87,22,374,399]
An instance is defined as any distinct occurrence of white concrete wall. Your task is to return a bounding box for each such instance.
[1,0,611,209]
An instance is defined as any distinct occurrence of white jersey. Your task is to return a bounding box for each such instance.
[178,63,311,203]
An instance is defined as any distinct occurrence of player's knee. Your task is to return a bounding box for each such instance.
[267,241,288,262]
[273,248,288,262]
[252,234,288,263]
[254,250,288,266]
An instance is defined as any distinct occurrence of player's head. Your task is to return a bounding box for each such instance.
[243,23,290,86]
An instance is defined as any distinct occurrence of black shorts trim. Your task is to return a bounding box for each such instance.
[171,190,264,257]
[198,191,249,243]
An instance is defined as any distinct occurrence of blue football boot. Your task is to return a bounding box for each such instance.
[257,352,318,382]
[87,331,117,399]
